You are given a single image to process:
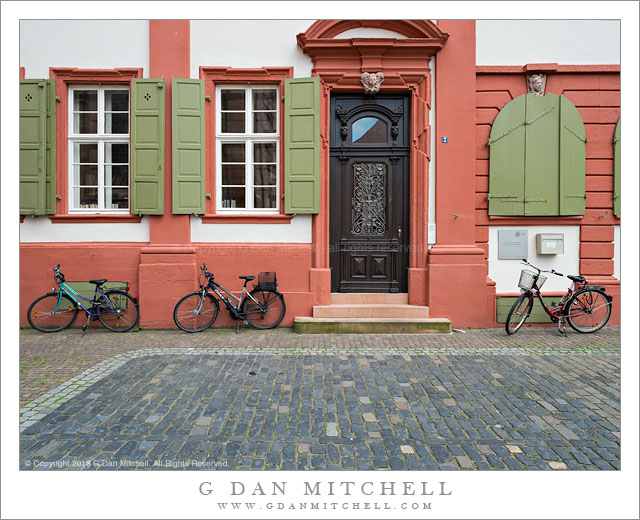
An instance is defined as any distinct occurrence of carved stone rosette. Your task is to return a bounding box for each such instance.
[361,72,384,94]
[526,73,547,96]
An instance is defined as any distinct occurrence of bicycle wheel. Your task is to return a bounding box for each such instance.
[173,292,219,333]
[241,289,286,329]
[27,293,78,332]
[505,293,534,335]
[98,290,139,332]
[565,288,611,333]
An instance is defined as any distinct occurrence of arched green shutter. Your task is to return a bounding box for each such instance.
[20,79,55,216]
[284,77,321,214]
[558,95,586,215]
[488,93,585,216]
[488,95,526,215]
[172,79,206,215]
[613,117,620,216]
[131,79,165,215]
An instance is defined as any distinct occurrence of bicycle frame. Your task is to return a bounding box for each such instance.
[523,284,575,321]
[204,278,264,320]
[55,282,119,318]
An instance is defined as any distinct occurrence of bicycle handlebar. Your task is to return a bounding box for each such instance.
[521,259,563,277]
[200,263,214,280]
[53,264,65,283]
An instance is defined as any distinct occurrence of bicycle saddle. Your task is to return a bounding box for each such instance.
[567,275,585,284]
[89,279,107,285]
[238,275,255,281]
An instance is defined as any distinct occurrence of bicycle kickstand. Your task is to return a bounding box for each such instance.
[81,314,93,337]
[557,318,567,337]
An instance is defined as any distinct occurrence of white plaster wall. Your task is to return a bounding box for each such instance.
[190,215,311,243]
[336,28,407,38]
[20,217,150,243]
[613,225,620,280]
[476,20,620,65]
[489,226,580,293]
[190,20,313,79]
[19,20,149,78]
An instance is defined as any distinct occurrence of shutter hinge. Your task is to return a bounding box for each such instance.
[282,96,285,101]
[564,194,587,199]
[281,194,285,199]
[157,83,164,88]
[524,198,548,203]
[563,125,587,143]
[56,96,61,102]
[55,194,61,200]
[205,95,211,101]
[205,193,212,199]
[487,195,520,200]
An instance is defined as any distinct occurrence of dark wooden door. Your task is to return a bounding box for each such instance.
[330,94,410,293]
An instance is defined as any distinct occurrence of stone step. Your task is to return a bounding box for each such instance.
[330,293,409,305]
[294,317,451,334]
[313,304,430,319]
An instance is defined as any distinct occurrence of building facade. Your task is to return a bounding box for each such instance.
[19,19,621,328]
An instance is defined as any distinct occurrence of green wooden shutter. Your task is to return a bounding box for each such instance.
[131,79,165,215]
[284,77,321,214]
[172,79,206,214]
[613,117,620,216]
[488,93,586,216]
[488,94,526,215]
[45,79,57,214]
[558,95,586,215]
[524,93,560,216]
[20,79,48,215]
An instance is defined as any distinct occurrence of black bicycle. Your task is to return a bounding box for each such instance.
[173,263,286,333]
[27,265,139,334]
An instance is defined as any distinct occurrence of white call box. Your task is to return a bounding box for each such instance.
[536,233,564,255]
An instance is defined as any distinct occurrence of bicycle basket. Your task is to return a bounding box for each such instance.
[255,271,277,291]
[518,269,546,290]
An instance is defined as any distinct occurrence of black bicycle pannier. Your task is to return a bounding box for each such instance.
[255,271,277,291]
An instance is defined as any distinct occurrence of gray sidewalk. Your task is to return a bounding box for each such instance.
[19,327,620,471]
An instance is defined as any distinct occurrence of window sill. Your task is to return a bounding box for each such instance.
[200,214,293,224]
[48,214,143,224]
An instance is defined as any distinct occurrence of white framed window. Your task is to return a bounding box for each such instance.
[68,86,130,213]
[215,85,279,213]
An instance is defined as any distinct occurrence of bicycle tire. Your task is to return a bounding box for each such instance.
[564,288,611,333]
[505,293,533,335]
[27,292,78,332]
[98,290,140,332]
[173,292,219,333]
[241,289,286,330]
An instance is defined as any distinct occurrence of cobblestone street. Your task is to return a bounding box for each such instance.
[19,327,620,471]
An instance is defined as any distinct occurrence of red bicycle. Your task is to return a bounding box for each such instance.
[505,259,612,335]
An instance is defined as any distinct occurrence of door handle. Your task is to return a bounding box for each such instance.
[397,227,402,237]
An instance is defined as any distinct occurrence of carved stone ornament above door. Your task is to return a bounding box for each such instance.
[527,73,547,96]
[361,72,384,94]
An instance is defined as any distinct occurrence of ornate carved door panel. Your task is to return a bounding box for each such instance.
[330,94,410,293]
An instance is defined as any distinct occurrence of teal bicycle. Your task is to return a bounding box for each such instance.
[27,265,139,333]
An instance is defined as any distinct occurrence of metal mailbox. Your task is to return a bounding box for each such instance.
[536,233,564,255]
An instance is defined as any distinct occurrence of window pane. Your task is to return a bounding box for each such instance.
[73,90,97,111]
[352,117,387,144]
[254,187,276,208]
[74,142,98,163]
[254,142,276,163]
[105,188,129,209]
[253,112,276,133]
[74,112,98,134]
[221,143,245,162]
[221,112,245,133]
[222,164,245,185]
[105,143,129,163]
[253,90,276,110]
[77,187,98,208]
[105,90,129,111]
[221,90,245,110]
[105,113,129,134]
[222,187,245,208]
[105,164,129,186]
[73,164,98,186]
[254,164,276,185]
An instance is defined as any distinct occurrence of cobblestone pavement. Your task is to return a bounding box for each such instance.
[19,327,620,471]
